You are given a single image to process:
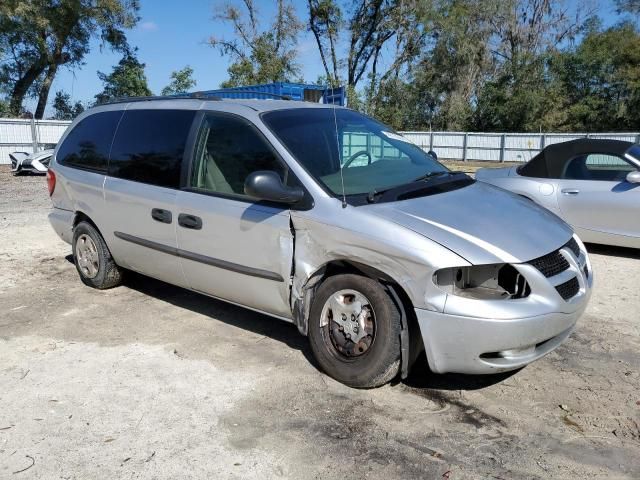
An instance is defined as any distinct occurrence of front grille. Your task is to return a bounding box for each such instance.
[529,250,570,278]
[556,277,580,300]
[565,238,580,257]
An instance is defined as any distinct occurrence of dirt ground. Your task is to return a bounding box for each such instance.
[0,166,639,480]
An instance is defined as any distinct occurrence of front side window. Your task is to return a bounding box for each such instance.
[189,113,286,196]
[262,108,446,196]
[109,109,196,188]
[57,111,123,172]
[563,153,636,181]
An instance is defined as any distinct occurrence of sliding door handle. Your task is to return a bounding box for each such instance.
[178,213,203,230]
[151,208,172,224]
[561,189,580,195]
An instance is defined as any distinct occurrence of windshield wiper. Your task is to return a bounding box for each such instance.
[366,172,460,204]
[411,171,452,182]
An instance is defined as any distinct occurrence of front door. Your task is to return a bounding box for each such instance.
[556,153,640,238]
[175,112,294,318]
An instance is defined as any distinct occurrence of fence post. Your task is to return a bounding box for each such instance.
[29,117,39,153]
[429,131,434,152]
[499,134,506,163]
[635,133,640,144]
[541,133,546,150]
[462,133,468,162]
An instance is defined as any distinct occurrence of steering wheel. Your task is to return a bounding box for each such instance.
[343,150,372,168]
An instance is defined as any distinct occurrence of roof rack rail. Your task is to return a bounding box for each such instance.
[102,92,223,105]
[200,90,292,100]
[100,89,293,106]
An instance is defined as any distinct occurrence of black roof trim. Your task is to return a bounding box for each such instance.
[100,89,295,106]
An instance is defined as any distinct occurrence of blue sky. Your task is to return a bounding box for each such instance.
[35,0,625,115]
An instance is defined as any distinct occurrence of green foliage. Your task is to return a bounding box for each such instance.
[0,0,139,118]
[210,0,302,87]
[551,23,640,131]
[161,66,196,96]
[51,91,85,120]
[94,51,152,104]
[0,98,10,117]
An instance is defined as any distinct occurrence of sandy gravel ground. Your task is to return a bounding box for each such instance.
[0,166,638,479]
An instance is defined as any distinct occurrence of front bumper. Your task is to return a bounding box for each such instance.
[415,307,584,374]
[417,235,592,374]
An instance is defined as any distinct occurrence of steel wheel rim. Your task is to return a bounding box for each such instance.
[76,234,99,279]
[320,289,376,358]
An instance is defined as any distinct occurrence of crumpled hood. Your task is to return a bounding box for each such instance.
[366,181,573,265]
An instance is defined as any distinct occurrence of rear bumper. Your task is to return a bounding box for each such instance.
[415,302,587,375]
[49,207,74,245]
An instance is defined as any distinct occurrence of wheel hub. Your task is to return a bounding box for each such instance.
[76,234,99,279]
[320,289,375,357]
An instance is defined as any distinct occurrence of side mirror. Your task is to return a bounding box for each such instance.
[244,170,304,204]
[626,171,640,184]
[428,150,438,161]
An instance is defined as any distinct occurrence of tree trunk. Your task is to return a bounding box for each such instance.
[9,61,47,116]
[35,63,59,119]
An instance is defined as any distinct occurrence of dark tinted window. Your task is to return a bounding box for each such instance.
[190,113,286,196]
[563,153,635,181]
[57,111,122,172]
[109,109,196,188]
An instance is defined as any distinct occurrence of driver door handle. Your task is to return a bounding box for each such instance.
[561,188,580,195]
[178,213,203,230]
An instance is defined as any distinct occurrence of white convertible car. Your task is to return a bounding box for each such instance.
[476,139,640,249]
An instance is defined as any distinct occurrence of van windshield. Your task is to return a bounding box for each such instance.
[262,108,449,197]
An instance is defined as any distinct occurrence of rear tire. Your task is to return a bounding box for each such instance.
[308,274,401,388]
[72,221,123,289]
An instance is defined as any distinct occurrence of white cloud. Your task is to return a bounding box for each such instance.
[139,21,159,32]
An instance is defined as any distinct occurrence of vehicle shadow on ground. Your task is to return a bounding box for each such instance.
[120,269,321,369]
[585,243,640,260]
[65,255,521,393]
[400,355,520,391]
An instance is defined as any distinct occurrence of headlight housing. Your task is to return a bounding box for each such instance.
[433,264,530,300]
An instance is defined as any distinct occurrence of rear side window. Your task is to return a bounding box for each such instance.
[109,109,196,188]
[57,111,122,172]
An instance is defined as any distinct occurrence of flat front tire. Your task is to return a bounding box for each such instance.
[308,274,401,388]
[72,221,123,289]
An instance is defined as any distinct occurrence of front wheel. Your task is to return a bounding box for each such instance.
[308,274,401,388]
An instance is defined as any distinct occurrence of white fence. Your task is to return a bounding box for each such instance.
[0,118,71,165]
[1,117,639,165]
[400,131,640,163]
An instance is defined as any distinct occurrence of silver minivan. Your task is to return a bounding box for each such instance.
[47,98,592,388]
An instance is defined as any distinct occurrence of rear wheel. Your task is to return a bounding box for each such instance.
[308,274,401,388]
[72,221,123,289]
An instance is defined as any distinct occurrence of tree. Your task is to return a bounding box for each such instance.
[307,1,432,112]
[467,0,591,131]
[0,0,138,118]
[51,91,84,120]
[616,0,640,14]
[94,50,152,104]
[308,0,342,86]
[551,22,640,131]
[209,0,303,87]
[161,66,196,95]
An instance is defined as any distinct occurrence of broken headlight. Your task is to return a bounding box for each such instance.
[433,264,530,300]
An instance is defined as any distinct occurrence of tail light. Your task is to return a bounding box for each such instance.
[46,169,56,196]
